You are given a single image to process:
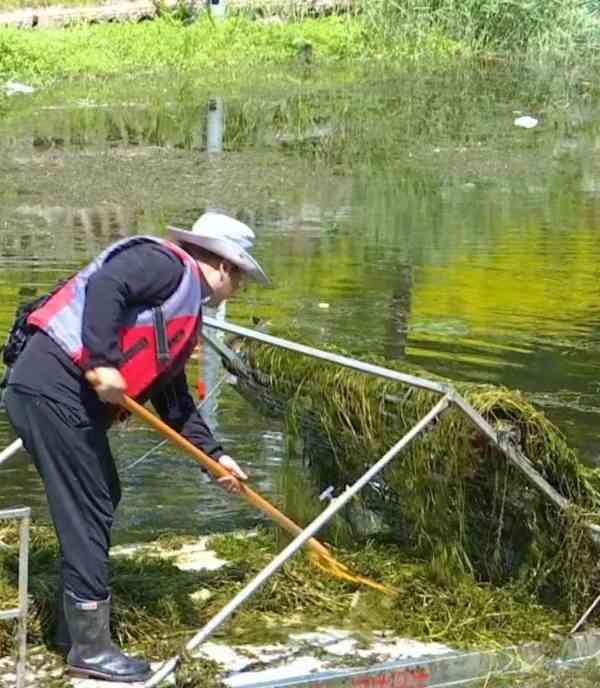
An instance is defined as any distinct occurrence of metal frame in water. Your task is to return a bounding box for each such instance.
[1,320,596,687]
[222,630,600,687]
[144,318,600,686]
[0,506,30,688]
[202,316,600,541]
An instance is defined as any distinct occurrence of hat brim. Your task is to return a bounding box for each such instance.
[168,226,270,285]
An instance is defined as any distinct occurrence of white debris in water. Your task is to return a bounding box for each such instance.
[226,656,327,687]
[195,627,453,688]
[110,537,227,572]
[189,587,213,604]
[4,81,35,95]
[195,642,255,672]
[168,542,228,572]
[514,115,539,129]
[288,628,451,660]
[318,302,330,309]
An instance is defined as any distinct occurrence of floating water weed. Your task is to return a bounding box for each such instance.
[231,332,600,617]
[483,659,600,687]
[0,523,575,662]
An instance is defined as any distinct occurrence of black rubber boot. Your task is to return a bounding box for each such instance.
[53,561,71,655]
[53,581,71,655]
[64,590,151,683]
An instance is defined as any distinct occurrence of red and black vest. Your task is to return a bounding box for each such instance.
[28,236,203,399]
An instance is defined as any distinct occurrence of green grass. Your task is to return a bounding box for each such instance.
[0,0,598,88]
[2,0,597,88]
[0,14,388,84]
[359,0,600,55]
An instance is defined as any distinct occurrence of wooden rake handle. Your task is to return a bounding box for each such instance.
[86,373,330,560]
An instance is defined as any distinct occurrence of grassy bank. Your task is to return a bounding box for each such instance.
[1,0,599,86]
[0,15,402,85]
[0,0,98,9]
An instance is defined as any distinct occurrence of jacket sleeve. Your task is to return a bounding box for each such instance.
[150,371,225,460]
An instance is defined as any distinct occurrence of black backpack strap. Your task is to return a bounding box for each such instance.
[153,307,170,365]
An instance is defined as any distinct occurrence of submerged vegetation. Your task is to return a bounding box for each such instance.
[0,524,583,683]
[2,521,600,686]
[229,332,600,619]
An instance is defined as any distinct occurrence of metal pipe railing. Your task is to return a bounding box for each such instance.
[0,438,23,467]
[202,316,600,541]
[203,316,449,395]
[0,506,30,688]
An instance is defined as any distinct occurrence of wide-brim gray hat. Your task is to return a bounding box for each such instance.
[168,212,269,285]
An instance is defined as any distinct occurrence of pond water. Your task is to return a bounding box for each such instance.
[1,61,600,543]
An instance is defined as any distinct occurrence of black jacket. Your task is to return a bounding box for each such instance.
[8,240,224,458]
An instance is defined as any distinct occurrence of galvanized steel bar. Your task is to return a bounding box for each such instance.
[0,438,23,467]
[0,506,29,520]
[17,514,29,688]
[225,630,600,688]
[451,395,570,510]
[202,316,450,395]
[451,395,600,541]
[0,506,30,688]
[570,594,600,635]
[144,395,451,687]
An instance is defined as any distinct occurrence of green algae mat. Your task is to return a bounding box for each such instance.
[226,332,600,615]
[0,527,587,674]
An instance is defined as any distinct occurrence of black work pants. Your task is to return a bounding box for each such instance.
[4,386,121,600]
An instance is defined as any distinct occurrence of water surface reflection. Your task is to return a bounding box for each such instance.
[2,63,600,539]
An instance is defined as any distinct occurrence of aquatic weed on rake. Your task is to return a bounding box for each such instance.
[145,396,448,686]
[104,381,395,597]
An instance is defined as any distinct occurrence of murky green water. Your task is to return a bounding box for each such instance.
[2,62,600,542]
